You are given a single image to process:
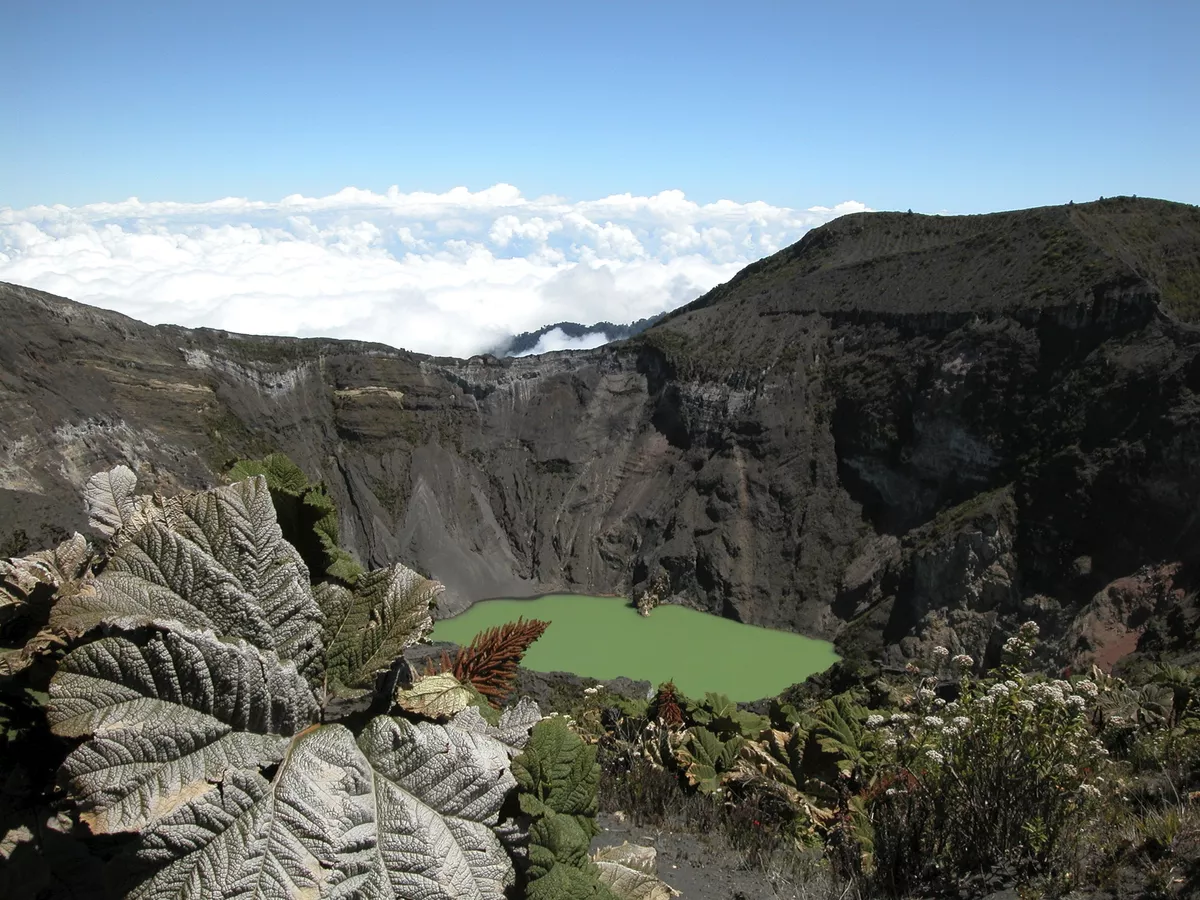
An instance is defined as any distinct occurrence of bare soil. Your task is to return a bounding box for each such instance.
[592,812,838,900]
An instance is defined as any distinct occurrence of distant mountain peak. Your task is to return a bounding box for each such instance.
[493,314,665,356]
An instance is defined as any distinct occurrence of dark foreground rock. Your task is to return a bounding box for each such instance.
[2,196,1199,667]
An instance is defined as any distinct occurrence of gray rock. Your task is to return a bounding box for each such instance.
[3,197,1199,668]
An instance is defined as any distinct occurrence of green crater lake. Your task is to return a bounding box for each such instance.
[430,595,839,702]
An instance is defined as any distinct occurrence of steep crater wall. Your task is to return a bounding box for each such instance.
[3,197,1199,669]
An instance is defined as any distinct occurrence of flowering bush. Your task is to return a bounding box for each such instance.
[575,623,1200,897]
[865,628,1110,895]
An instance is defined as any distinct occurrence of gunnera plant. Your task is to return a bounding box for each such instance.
[0,465,675,900]
[227,452,363,584]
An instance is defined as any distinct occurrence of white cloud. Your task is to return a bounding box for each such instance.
[0,186,869,358]
[513,327,615,357]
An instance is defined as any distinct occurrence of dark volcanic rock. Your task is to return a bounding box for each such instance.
[2,196,1199,667]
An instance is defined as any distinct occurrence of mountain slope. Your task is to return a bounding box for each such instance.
[2,196,1198,668]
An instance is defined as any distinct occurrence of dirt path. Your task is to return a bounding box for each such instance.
[592,812,832,900]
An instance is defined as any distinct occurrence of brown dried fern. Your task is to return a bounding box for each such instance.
[426,617,549,707]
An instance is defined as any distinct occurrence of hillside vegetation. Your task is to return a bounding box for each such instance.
[5,461,1200,898]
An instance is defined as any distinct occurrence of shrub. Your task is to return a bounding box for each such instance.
[865,630,1109,895]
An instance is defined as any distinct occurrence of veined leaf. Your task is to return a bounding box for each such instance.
[47,629,318,834]
[83,465,140,539]
[1,532,95,674]
[676,726,743,794]
[227,454,309,495]
[229,453,364,584]
[526,859,619,900]
[452,696,542,757]
[527,814,595,881]
[1,532,91,608]
[44,466,535,900]
[811,693,872,773]
[593,843,679,900]
[512,717,601,829]
[83,466,176,547]
[53,476,324,681]
[395,672,473,720]
[134,718,518,899]
[318,563,438,692]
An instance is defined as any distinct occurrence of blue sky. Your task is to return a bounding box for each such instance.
[2,2,1197,355]
[6,0,1197,213]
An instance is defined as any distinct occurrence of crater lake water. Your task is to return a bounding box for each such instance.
[429,594,839,702]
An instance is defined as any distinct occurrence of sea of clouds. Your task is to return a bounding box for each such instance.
[0,185,868,358]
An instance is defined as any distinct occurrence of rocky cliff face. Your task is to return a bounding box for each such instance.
[3,196,1199,669]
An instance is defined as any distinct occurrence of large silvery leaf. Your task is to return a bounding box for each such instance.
[47,629,318,834]
[452,696,542,757]
[84,465,189,550]
[593,843,680,900]
[132,717,517,899]
[54,476,324,680]
[395,672,473,719]
[356,716,516,898]
[84,465,141,538]
[318,562,438,692]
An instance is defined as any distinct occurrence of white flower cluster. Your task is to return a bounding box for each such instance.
[932,646,950,660]
[866,714,886,728]
[1074,679,1099,699]
[1003,636,1035,659]
[952,653,974,669]
[1001,621,1041,661]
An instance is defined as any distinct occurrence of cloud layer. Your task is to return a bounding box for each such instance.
[0,186,868,358]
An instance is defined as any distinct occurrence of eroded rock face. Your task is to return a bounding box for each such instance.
[2,197,1199,665]
[1067,564,1194,672]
